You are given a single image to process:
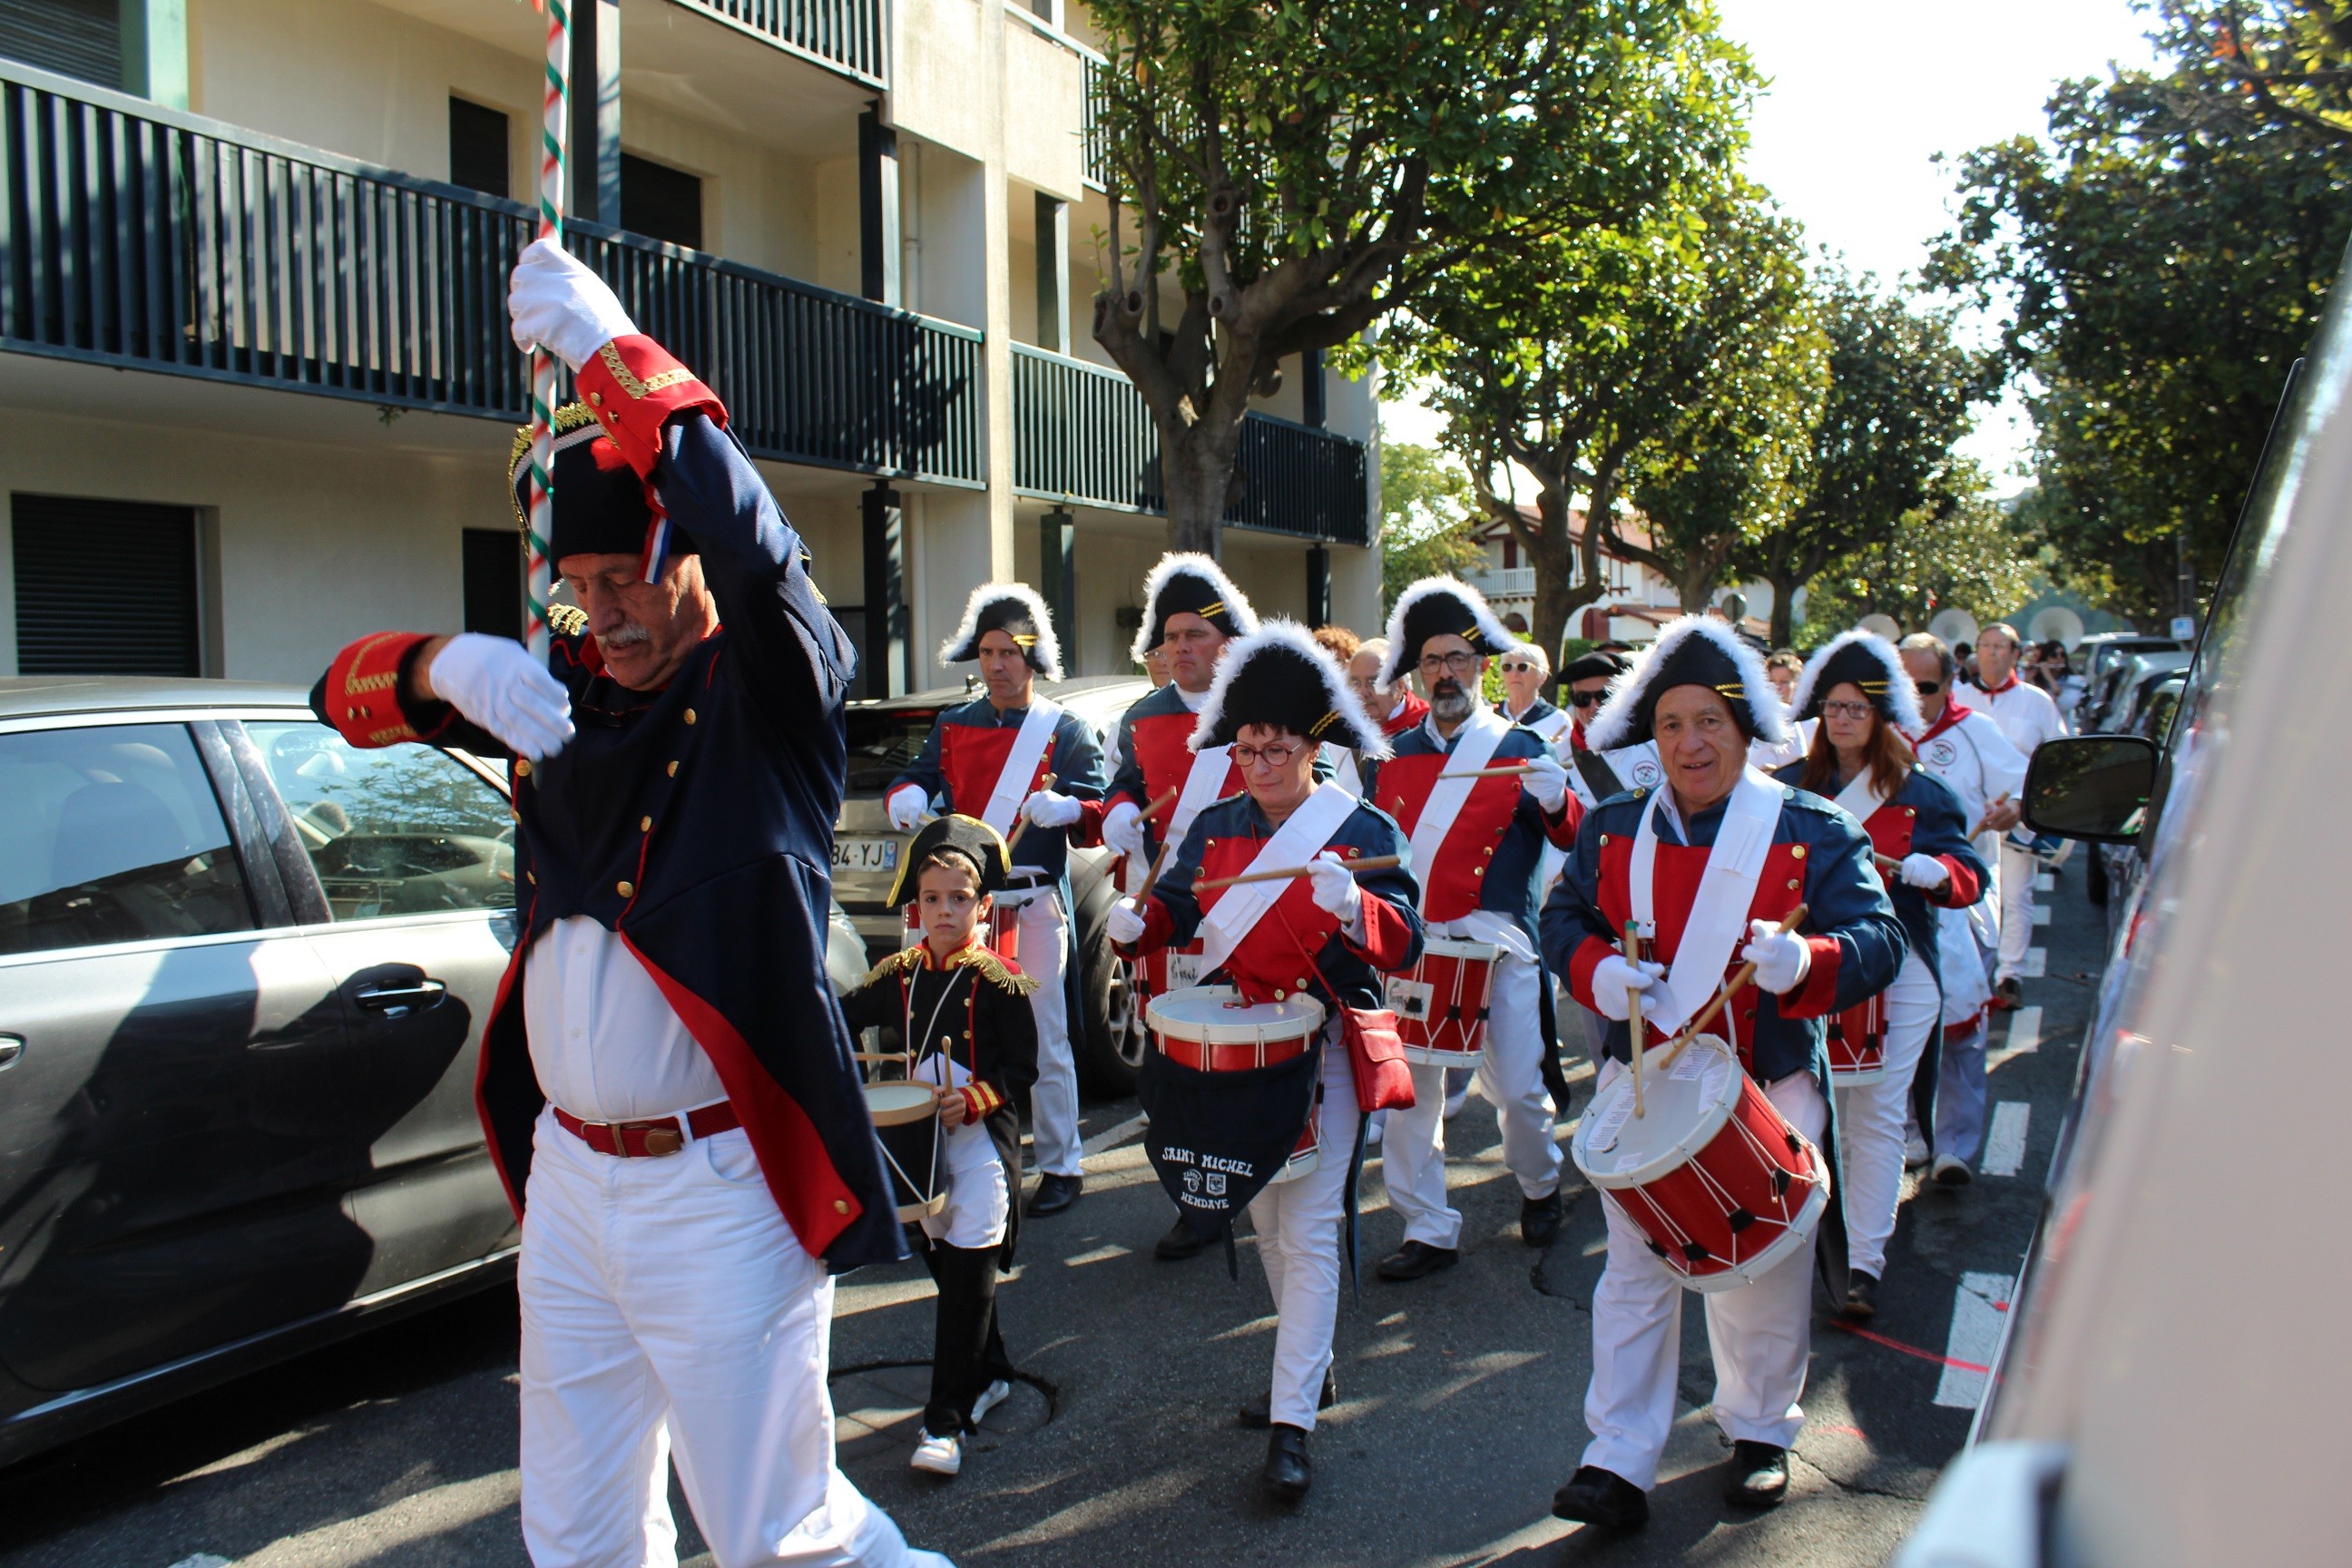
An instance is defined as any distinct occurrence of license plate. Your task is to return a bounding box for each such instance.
[832,836,900,873]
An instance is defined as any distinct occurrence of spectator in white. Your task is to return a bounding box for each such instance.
[1495,642,1573,750]
[1965,623,2067,1010]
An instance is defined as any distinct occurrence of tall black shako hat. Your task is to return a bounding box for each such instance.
[1131,553,1259,663]
[1585,612,1790,750]
[510,406,697,565]
[938,582,1064,681]
[886,813,1013,908]
[1379,575,1526,689]
[1191,621,1391,758]
[1788,629,1925,735]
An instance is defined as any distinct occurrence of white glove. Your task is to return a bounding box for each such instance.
[425,632,573,761]
[1102,799,1147,858]
[886,784,928,832]
[1590,953,1665,1023]
[1523,753,1571,815]
[1898,852,1951,892]
[1106,897,1147,946]
[1307,853,1363,924]
[1023,789,1084,830]
[508,237,637,371]
[1741,919,1811,995]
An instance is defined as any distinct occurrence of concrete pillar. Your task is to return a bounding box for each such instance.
[120,0,188,110]
[570,0,622,225]
[1034,192,1069,354]
[1040,507,1075,670]
[860,106,901,305]
[861,482,907,698]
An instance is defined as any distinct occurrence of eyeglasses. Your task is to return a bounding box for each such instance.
[1820,700,1877,721]
[1232,740,1305,769]
[1417,652,1481,675]
[1500,661,1537,674]
[1568,689,1607,708]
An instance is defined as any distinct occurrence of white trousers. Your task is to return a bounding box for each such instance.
[1833,947,1939,1279]
[1015,891,1082,1178]
[909,1058,1011,1250]
[517,1111,944,1568]
[1582,1063,1826,1491]
[1994,840,2035,981]
[1382,948,1561,1249]
[1247,1038,1361,1431]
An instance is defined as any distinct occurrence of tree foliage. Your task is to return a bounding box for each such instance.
[1083,0,1749,554]
[1377,441,1485,615]
[2145,0,2352,145]
[1803,467,2042,634]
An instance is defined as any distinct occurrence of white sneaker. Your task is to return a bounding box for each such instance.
[970,1377,1013,1426]
[1442,1089,1469,1121]
[910,1427,963,1475]
[1904,1135,1930,1169]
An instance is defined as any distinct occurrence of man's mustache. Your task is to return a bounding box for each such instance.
[597,622,652,652]
[1433,680,1465,700]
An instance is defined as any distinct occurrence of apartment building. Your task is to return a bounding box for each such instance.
[0,0,1381,690]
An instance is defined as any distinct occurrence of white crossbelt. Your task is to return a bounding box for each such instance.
[979,699,1062,838]
[1196,781,1357,978]
[1629,767,1785,1037]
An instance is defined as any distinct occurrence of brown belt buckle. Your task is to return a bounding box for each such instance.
[640,1123,685,1157]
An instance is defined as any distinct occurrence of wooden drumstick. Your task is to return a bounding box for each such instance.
[1872,850,1903,876]
[1132,839,1180,904]
[1654,904,1810,1075]
[1001,771,1059,855]
[1139,787,1181,822]
[1624,920,1646,1120]
[1436,761,1538,781]
[1965,792,2011,842]
[1192,854,1402,892]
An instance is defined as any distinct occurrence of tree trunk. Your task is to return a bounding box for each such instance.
[1526,480,1603,662]
[1768,570,1801,646]
[1158,411,1247,556]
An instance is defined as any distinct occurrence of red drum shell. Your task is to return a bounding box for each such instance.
[1269,1093,1321,1185]
[1828,993,1887,1085]
[1387,938,1499,1067]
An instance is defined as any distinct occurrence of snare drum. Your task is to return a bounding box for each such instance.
[1828,993,1886,1085]
[1146,986,1328,1184]
[1141,939,1209,1000]
[1571,1036,1828,1292]
[864,1082,947,1222]
[1384,938,1500,1066]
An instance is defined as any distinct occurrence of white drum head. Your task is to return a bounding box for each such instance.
[865,1082,939,1127]
[1147,985,1325,1046]
[1419,936,1501,963]
[1572,1037,1741,1189]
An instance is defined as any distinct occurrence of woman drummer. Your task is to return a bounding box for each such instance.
[1106,622,1424,1504]
[1775,632,1987,1320]
[838,815,1038,1479]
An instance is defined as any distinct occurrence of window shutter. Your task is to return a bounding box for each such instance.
[11,494,200,676]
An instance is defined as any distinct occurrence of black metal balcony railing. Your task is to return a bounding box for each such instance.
[671,0,886,91]
[1081,51,1111,191]
[0,62,982,487]
[1011,344,1368,544]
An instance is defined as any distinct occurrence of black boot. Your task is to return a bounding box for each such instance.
[1025,1172,1083,1217]
[1725,1440,1790,1507]
[1553,1465,1648,1530]
[1841,1269,1880,1320]
[1237,1370,1336,1429]
[1154,1212,1210,1260]
[1375,1240,1459,1281]
[1261,1424,1311,1502]
[1520,1191,1565,1248]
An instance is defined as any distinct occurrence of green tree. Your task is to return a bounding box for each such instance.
[1803,468,2041,633]
[1377,440,1485,614]
[1083,0,1748,555]
[2145,0,2352,145]
[1734,270,1994,646]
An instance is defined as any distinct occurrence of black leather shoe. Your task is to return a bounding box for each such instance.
[1520,1191,1565,1248]
[1552,1465,1648,1530]
[1375,1240,1459,1282]
[1261,1424,1311,1502]
[1841,1269,1880,1320]
[1992,976,2024,1011]
[1024,1173,1083,1217]
[1238,1371,1336,1429]
[1725,1440,1790,1507]
[1154,1214,1209,1260]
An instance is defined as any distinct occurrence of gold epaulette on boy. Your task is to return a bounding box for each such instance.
[860,945,1038,995]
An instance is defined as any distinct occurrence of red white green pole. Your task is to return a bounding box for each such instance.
[524,0,571,659]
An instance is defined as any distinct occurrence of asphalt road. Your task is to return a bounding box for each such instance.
[0,864,2105,1568]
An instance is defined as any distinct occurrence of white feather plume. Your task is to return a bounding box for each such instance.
[1189,619,1391,760]
[1129,552,1259,664]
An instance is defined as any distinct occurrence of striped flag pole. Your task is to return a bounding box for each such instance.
[524,0,572,659]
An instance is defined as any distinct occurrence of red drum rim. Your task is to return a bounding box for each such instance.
[1146,985,1326,1047]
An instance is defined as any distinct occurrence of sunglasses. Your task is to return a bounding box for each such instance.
[1568,690,1607,708]
[1916,681,1942,694]
[1500,661,1538,673]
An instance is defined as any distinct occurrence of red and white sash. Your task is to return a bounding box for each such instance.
[1196,782,1357,978]
[979,699,1062,838]
[1404,709,1510,912]
[1629,767,1785,1038]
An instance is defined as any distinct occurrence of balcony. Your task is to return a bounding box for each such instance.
[667,0,887,90]
[0,61,980,486]
[1463,565,1536,601]
[1010,345,1367,545]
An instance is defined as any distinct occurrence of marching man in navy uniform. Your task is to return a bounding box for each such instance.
[1359,578,1579,1278]
[1541,615,1904,1529]
[885,585,1106,1217]
[1106,623,1425,1503]
[1775,632,1988,1319]
[310,240,946,1567]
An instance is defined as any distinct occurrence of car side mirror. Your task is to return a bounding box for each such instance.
[2024,735,2157,843]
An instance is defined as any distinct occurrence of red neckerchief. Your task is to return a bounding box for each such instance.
[1916,701,1974,744]
[1974,672,2019,698]
[1569,723,1592,752]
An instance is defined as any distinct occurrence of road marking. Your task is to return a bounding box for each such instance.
[1934,1272,2015,1408]
[2021,946,2046,977]
[1081,1112,1149,1156]
[1983,1102,2030,1177]
[2034,872,2053,891]
[1063,1244,1132,1267]
[1993,1005,2042,1064]
[2031,902,2053,925]
[167,1558,231,1568]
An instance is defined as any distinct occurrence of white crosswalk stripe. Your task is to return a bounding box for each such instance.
[1934,1272,2017,1408]
[1983,1102,2030,1177]
[2031,902,2053,925]
[2034,872,2054,891]
[2021,946,2046,977]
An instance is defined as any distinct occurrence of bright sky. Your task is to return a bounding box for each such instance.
[1381,0,2164,492]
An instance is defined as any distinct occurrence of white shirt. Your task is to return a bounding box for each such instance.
[1911,706,2029,832]
[1966,675,2066,758]
[524,916,726,1121]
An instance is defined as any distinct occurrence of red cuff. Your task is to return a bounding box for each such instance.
[1568,934,1614,1012]
[1069,798,1109,848]
[1344,891,1416,972]
[1935,854,1981,907]
[573,334,727,476]
[1543,795,1585,849]
[959,1083,1003,1120]
[321,632,449,749]
[1779,936,1844,1018]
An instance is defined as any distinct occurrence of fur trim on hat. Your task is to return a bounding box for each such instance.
[937,581,1064,681]
[1379,575,1527,689]
[1789,628,1925,737]
[1130,553,1259,664]
[1585,613,1789,751]
[1189,619,1391,760]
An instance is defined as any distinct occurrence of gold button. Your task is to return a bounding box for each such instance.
[1905,808,1916,818]
[1297,978,1309,989]
[589,391,603,405]
[833,1199,850,1214]
[1274,989,1286,1000]
[1788,878,1800,890]
[618,879,635,897]
[667,760,679,777]
[683,708,697,725]
[1790,845,1806,859]
[514,759,532,777]
[641,816,653,832]
[1599,834,1610,847]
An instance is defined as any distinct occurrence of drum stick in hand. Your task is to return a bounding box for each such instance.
[1132,840,1179,904]
[1965,793,2011,842]
[1140,788,1180,822]
[1001,772,1058,855]
[1624,921,1646,1120]
[1655,904,1810,1074]
[1192,854,1403,892]
[1436,761,1537,781]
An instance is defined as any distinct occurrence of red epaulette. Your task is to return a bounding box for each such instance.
[321,632,445,750]
[573,335,727,477]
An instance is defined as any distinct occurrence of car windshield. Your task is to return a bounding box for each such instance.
[846,708,943,794]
